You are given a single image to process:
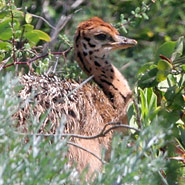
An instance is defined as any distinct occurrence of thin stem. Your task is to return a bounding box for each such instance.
[28,12,56,30]
[67,141,107,164]
[0,57,11,71]
[158,171,169,185]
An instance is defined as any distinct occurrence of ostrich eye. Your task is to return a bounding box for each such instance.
[94,34,107,41]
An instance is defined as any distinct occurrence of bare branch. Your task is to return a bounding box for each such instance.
[14,122,140,139]
[120,61,134,71]
[2,47,73,69]
[0,57,11,71]
[13,122,139,163]
[71,0,84,9]
[44,7,81,51]
[67,141,106,164]
[28,12,56,30]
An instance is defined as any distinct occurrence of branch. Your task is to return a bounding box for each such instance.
[2,47,73,69]
[44,8,81,51]
[14,122,140,164]
[14,122,140,139]
[67,141,107,164]
[0,57,11,71]
[28,12,56,30]
[71,0,84,9]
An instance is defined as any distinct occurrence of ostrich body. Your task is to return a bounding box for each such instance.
[15,17,137,178]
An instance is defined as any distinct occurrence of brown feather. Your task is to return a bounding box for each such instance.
[14,17,137,180]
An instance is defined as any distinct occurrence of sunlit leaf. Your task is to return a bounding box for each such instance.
[157,60,172,71]
[157,79,170,92]
[25,29,50,45]
[31,30,51,42]
[156,71,168,82]
[25,13,32,24]
[182,64,185,72]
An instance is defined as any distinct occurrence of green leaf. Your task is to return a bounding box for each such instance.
[146,88,157,111]
[0,42,12,51]
[164,86,176,101]
[179,127,185,149]
[171,36,184,61]
[0,10,10,19]
[121,25,127,33]
[31,30,51,42]
[0,19,12,40]
[155,41,176,62]
[137,62,156,75]
[156,71,169,82]
[12,10,24,19]
[157,60,172,71]
[138,68,158,88]
[173,93,185,109]
[135,7,140,13]
[142,13,149,20]
[157,78,170,92]
[138,88,157,121]
[25,30,51,45]
[23,24,34,32]
[139,88,147,118]
[0,18,20,40]
[25,13,32,24]
[0,53,5,60]
[182,64,185,72]
[25,31,40,45]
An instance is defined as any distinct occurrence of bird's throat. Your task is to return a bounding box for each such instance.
[75,48,132,109]
[92,61,132,109]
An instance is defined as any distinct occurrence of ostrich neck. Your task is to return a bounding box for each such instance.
[75,47,132,110]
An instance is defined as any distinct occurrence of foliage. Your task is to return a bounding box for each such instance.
[0,73,82,184]
[95,36,185,184]
[0,0,185,185]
